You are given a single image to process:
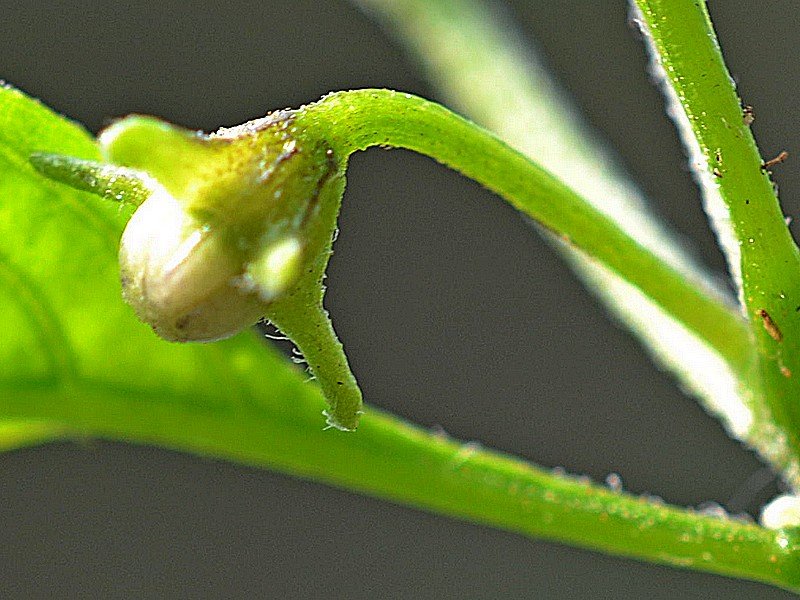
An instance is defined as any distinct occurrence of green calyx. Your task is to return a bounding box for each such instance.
[100,113,337,243]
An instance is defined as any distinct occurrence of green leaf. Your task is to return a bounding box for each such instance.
[0,420,68,450]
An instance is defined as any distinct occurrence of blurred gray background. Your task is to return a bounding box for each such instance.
[2,1,800,597]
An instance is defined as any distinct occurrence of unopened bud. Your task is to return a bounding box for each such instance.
[34,111,341,343]
[762,495,800,530]
[104,114,336,342]
[119,186,269,341]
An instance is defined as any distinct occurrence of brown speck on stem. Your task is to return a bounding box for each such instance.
[762,150,789,171]
[781,365,792,378]
[757,309,783,342]
[742,104,755,125]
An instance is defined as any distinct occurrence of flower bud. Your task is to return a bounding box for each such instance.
[93,112,339,342]
[119,187,268,342]
[30,100,364,430]
[762,495,800,529]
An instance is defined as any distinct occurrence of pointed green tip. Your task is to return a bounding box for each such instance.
[29,152,152,207]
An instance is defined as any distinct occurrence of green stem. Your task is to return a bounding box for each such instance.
[263,163,364,432]
[3,376,800,591]
[29,153,149,207]
[270,301,362,431]
[294,89,750,375]
[634,0,800,476]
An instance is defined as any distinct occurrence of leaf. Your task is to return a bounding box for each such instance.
[0,420,67,450]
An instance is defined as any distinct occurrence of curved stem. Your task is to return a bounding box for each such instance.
[268,298,363,432]
[294,90,751,376]
[264,167,365,432]
[350,0,791,488]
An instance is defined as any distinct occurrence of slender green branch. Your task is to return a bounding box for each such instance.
[293,89,751,375]
[268,300,362,431]
[353,0,711,279]
[264,172,365,432]
[29,153,150,207]
[634,0,800,478]
[2,376,800,591]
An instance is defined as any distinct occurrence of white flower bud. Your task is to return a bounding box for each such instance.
[78,111,340,344]
[119,186,266,342]
[761,495,800,530]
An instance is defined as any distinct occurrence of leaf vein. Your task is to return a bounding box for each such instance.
[0,250,78,381]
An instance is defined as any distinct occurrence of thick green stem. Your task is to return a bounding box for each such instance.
[270,301,362,431]
[3,376,800,592]
[264,165,364,432]
[634,0,800,478]
[294,89,750,376]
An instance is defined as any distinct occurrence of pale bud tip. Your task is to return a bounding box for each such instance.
[761,495,800,529]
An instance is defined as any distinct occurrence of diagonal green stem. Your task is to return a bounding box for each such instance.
[634,0,800,480]
[294,89,751,376]
[2,374,800,592]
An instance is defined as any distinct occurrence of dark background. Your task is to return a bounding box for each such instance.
[2,1,800,598]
